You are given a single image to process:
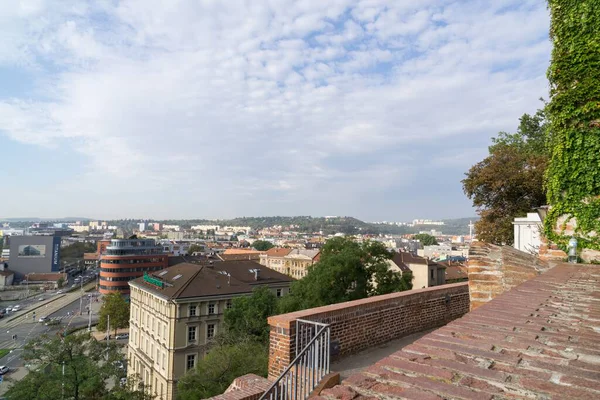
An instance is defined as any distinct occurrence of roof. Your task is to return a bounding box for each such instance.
[264,248,293,257]
[0,270,14,277]
[222,249,261,255]
[285,249,320,260]
[25,273,67,282]
[317,262,600,400]
[219,253,261,261]
[444,263,468,281]
[130,260,293,300]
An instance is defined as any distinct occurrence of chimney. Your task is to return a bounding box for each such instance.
[254,269,259,281]
[207,261,214,268]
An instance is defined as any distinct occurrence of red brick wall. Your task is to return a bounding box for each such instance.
[468,241,551,310]
[267,283,469,379]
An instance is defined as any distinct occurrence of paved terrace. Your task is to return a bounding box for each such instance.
[315,263,600,400]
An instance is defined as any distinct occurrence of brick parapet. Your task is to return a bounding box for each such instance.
[468,242,551,310]
[268,283,470,379]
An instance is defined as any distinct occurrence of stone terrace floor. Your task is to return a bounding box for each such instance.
[315,263,600,400]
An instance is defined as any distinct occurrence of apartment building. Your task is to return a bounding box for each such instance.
[388,251,446,289]
[127,260,292,400]
[99,238,168,294]
[259,248,320,278]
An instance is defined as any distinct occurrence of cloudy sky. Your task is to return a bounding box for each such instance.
[0,0,550,221]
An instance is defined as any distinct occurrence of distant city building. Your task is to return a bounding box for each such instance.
[127,260,292,399]
[162,224,181,231]
[8,235,61,280]
[167,231,185,241]
[412,219,445,226]
[99,238,168,294]
[157,240,189,256]
[138,222,146,232]
[259,248,320,279]
[387,252,446,289]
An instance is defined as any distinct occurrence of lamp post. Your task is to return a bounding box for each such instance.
[88,295,93,331]
[62,361,65,400]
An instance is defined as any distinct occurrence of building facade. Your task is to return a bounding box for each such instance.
[513,212,542,254]
[8,235,61,280]
[127,260,292,400]
[388,251,446,289]
[259,248,320,279]
[99,238,168,294]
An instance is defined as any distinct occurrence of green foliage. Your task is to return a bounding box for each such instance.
[187,244,203,254]
[412,233,439,246]
[97,292,130,335]
[176,339,268,400]
[61,242,96,260]
[463,109,549,245]
[252,240,274,251]
[279,237,408,312]
[4,332,147,400]
[544,0,600,250]
[57,277,65,289]
[224,286,278,343]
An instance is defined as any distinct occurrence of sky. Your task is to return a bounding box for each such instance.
[0,0,551,222]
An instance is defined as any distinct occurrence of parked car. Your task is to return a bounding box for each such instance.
[11,305,21,311]
[0,366,9,375]
[113,360,125,369]
[120,377,127,387]
[56,290,64,294]
[115,333,129,340]
[37,297,44,302]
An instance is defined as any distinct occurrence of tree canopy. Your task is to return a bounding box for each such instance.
[412,233,438,246]
[97,292,130,336]
[544,0,600,251]
[279,237,410,312]
[252,240,274,251]
[462,109,549,245]
[176,339,268,400]
[4,332,150,400]
[224,286,278,343]
[187,244,203,254]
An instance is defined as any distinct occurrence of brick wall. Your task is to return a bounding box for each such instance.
[206,374,271,400]
[468,241,551,310]
[267,283,469,379]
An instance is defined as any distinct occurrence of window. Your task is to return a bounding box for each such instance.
[208,303,215,315]
[430,269,434,280]
[276,289,282,297]
[226,300,232,309]
[189,305,197,317]
[188,326,197,342]
[207,324,215,339]
[186,354,196,371]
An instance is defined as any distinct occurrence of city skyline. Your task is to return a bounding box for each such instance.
[0,1,550,220]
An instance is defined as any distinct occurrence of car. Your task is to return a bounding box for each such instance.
[39,316,48,323]
[71,284,77,288]
[11,305,21,311]
[56,290,64,294]
[113,360,125,369]
[0,366,9,375]
[119,377,127,387]
[38,297,44,302]
[115,333,129,340]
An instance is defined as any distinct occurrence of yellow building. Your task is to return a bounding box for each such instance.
[259,248,320,279]
[127,260,292,400]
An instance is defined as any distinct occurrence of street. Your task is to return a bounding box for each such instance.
[0,282,102,395]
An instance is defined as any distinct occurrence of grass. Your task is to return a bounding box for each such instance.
[0,348,10,360]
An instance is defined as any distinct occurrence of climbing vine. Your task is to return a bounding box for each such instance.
[544,0,600,250]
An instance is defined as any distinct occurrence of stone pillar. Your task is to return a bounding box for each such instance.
[468,242,550,310]
[267,314,296,380]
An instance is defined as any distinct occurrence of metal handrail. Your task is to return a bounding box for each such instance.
[260,320,330,400]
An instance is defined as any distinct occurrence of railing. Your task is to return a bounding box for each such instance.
[260,319,330,400]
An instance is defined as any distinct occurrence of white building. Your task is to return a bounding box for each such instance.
[513,212,542,254]
[138,222,146,232]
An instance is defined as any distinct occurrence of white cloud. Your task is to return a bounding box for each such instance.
[0,0,550,219]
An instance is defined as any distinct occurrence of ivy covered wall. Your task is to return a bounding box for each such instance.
[544,0,600,251]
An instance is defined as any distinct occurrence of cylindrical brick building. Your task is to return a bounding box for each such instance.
[99,238,168,295]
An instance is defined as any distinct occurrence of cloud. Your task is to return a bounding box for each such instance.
[0,0,550,220]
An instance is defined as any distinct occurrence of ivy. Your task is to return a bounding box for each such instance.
[544,0,600,251]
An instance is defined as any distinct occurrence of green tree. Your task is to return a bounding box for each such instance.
[278,237,405,312]
[97,292,130,336]
[187,244,203,255]
[176,339,268,400]
[57,277,65,289]
[462,109,549,245]
[252,240,274,251]
[412,234,439,246]
[544,0,600,250]
[4,332,148,400]
[224,286,278,343]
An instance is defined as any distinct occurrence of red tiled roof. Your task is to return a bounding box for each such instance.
[265,248,293,257]
[318,263,600,400]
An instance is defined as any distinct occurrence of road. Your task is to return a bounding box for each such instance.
[0,282,101,395]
